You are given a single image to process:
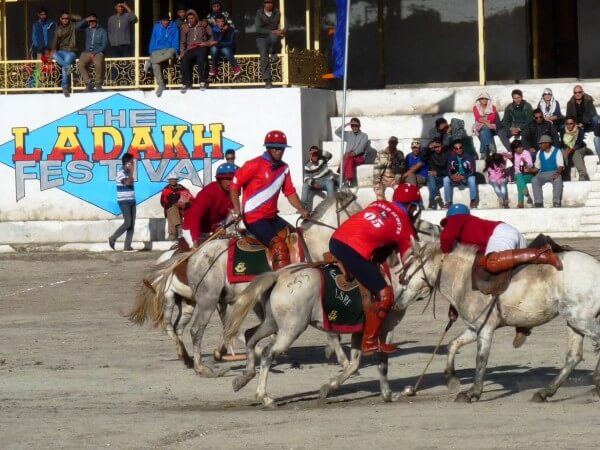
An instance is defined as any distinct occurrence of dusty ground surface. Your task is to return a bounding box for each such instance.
[1,239,600,449]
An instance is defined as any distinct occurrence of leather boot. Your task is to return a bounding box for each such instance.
[480,244,563,273]
[362,286,396,356]
[269,236,291,270]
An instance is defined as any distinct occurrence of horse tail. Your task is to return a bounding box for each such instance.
[224,272,279,345]
[149,272,170,328]
[127,273,163,326]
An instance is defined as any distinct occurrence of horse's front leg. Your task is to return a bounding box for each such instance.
[532,325,583,402]
[174,299,195,367]
[377,353,392,402]
[445,327,477,393]
[189,298,218,376]
[319,333,362,402]
[455,324,495,403]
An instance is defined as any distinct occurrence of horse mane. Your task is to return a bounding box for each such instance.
[302,191,354,230]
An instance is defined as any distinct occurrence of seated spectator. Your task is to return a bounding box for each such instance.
[31,7,56,59]
[76,14,108,92]
[498,89,534,151]
[531,135,564,208]
[561,115,590,181]
[538,87,563,130]
[301,146,336,212]
[335,117,368,187]
[372,136,405,201]
[225,149,239,167]
[424,138,448,210]
[145,12,179,97]
[485,153,509,208]
[179,9,216,93]
[521,108,560,157]
[160,176,193,240]
[402,139,427,187]
[51,11,82,97]
[443,140,478,209]
[472,92,499,159]
[207,1,235,28]
[567,84,600,162]
[255,0,285,89]
[209,14,241,80]
[510,140,534,208]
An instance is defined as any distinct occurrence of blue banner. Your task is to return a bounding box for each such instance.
[332,0,348,78]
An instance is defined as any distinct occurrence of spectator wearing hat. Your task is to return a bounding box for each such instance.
[521,108,561,157]
[537,87,563,130]
[301,146,336,212]
[107,1,138,57]
[335,117,369,187]
[402,139,428,188]
[76,14,108,92]
[424,137,448,209]
[373,136,405,200]
[160,176,193,240]
[472,92,499,159]
[145,12,179,97]
[530,135,564,208]
[443,140,478,209]
[255,0,285,89]
[561,115,590,181]
[498,89,534,152]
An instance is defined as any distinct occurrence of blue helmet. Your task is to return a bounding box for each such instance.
[216,162,237,180]
[446,203,470,217]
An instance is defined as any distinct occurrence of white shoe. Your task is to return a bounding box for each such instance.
[143,60,151,74]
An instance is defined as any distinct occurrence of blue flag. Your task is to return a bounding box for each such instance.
[332,0,348,78]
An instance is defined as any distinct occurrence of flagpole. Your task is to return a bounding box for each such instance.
[338,0,351,189]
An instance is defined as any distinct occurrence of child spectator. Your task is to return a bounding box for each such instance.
[485,153,509,208]
[209,14,241,80]
[510,140,534,208]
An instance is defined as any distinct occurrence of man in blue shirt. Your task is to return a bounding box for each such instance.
[403,139,428,188]
[208,14,241,80]
[76,14,108,92]
[443,140,479,209]
[145,12,179,97]
[31,7,56,58]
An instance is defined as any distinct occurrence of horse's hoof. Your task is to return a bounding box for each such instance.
[530,391,548,403]
[454,392,472,403]
[213,349,223,361]
[232,375,250,392]
[319,384,331,401]
[447,376,461,394]
[381,390,393,403]
[261,398,277,409]
[196,364,215,378]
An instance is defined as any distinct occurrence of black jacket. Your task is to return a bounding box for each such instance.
[521,120,561,149]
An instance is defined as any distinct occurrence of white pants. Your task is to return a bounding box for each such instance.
[181,228,194,247]
[485,223,527,255]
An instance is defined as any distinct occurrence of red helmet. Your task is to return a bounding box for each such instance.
[264,130,290,149]
[392,183,422,204]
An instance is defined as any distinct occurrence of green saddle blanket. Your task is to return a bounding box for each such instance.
[227,238,271,283]
[320,263,365,334]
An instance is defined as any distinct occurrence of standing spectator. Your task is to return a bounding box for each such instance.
[145,12,179,97]
[372,136,405,201]
[31,7,56,59]
[561,115,590,181]
[76,14,108,92]
[472,92,499,159]
[566,85,598,133]
[521,108,561,156]
[207,1,235,28]
[209,14,241,80]
[402,139,427,188]
[485,153,510,208]
[160,176,193,240]
[107,1,138,57]
[537,87,563,130]
[255,0,285,89]
[179,9,216,93]
[225,149,239,167]
[174,3,188,29]
[51,11,81,97]
[108,153,137,252]
[424,138,448,210]
[510,140,534,208]
[498,89,534,151]
[301,146,336,212]
[335,118,369,187]
[443,140,478,209]
[531,135,564,208]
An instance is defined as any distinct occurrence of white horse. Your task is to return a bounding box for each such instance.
[397,241,600,403]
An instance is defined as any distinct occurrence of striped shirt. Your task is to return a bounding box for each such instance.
[116,169,135,203]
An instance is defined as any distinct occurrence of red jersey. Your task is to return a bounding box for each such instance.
[182,181,232,242]
[332,201,416,260]
[440,214,501,253]
[230,154,296,224]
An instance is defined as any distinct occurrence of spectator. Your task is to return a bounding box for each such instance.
[402,139,427,188]
[537,87,563,130]
[485,153,509,208]
[443,140,478,209]
[31,7,56,59]
[160,176,193,240]
[225,149,238,166]
[566,84,598,133]
[472,92,499,159]
[207,1,235,29]
[372,136,405,201]
[510,140,534,209]
[335,117,369,187]
[521,108,560,156]
[424,138,448,210]
[255,0,285,89]
[498,89,534,151]
[561,115,590,181]
[145,12,179,97]
[209,14,241,80]
[108,153,137,252]
[174,3,187,29]
[107,1,138,57]
[179,9,215,93]
[301,146,336,212]
[531,135,564,208]
[427,117,473,155]
[76,14,108,92]
[51,11,81,97]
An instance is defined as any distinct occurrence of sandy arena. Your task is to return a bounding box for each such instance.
[1,239,600,449]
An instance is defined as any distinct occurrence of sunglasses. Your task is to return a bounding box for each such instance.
[534,116,543,119]
[543,93,552,95]
[453,146,463,150]
[226,157,235,160]
[574,91,583,94]
[350,124,359,128]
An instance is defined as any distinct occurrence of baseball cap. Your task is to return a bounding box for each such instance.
[538,135,553,144]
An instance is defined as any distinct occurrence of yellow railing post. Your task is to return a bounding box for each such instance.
[477,0,486,86]
[280,0,288,86]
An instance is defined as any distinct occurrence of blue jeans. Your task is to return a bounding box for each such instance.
[301,177,335,211]
[478,127,496,157]
[53,50,76,87]
[210,46,238,69]
[594,136,600,160]
[443,175,478,203]
[489,181,508,201]
[427,175,444,207]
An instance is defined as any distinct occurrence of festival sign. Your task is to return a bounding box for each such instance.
[0,94,243,215]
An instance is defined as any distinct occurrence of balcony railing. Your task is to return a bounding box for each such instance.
[0,49,330,93]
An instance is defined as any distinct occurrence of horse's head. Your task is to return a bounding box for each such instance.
[414,218,441,243]
[301,190,362,231]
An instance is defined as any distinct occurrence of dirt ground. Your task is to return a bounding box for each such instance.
[1,239,600,449]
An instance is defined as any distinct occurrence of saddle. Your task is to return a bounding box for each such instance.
[471,234,568,296]
[236,226,305,269]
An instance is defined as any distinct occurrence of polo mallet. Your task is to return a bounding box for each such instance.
[402,319,454,397]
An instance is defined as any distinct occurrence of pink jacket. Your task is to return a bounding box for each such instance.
[487,164,507,184]
[514,151,533,175]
